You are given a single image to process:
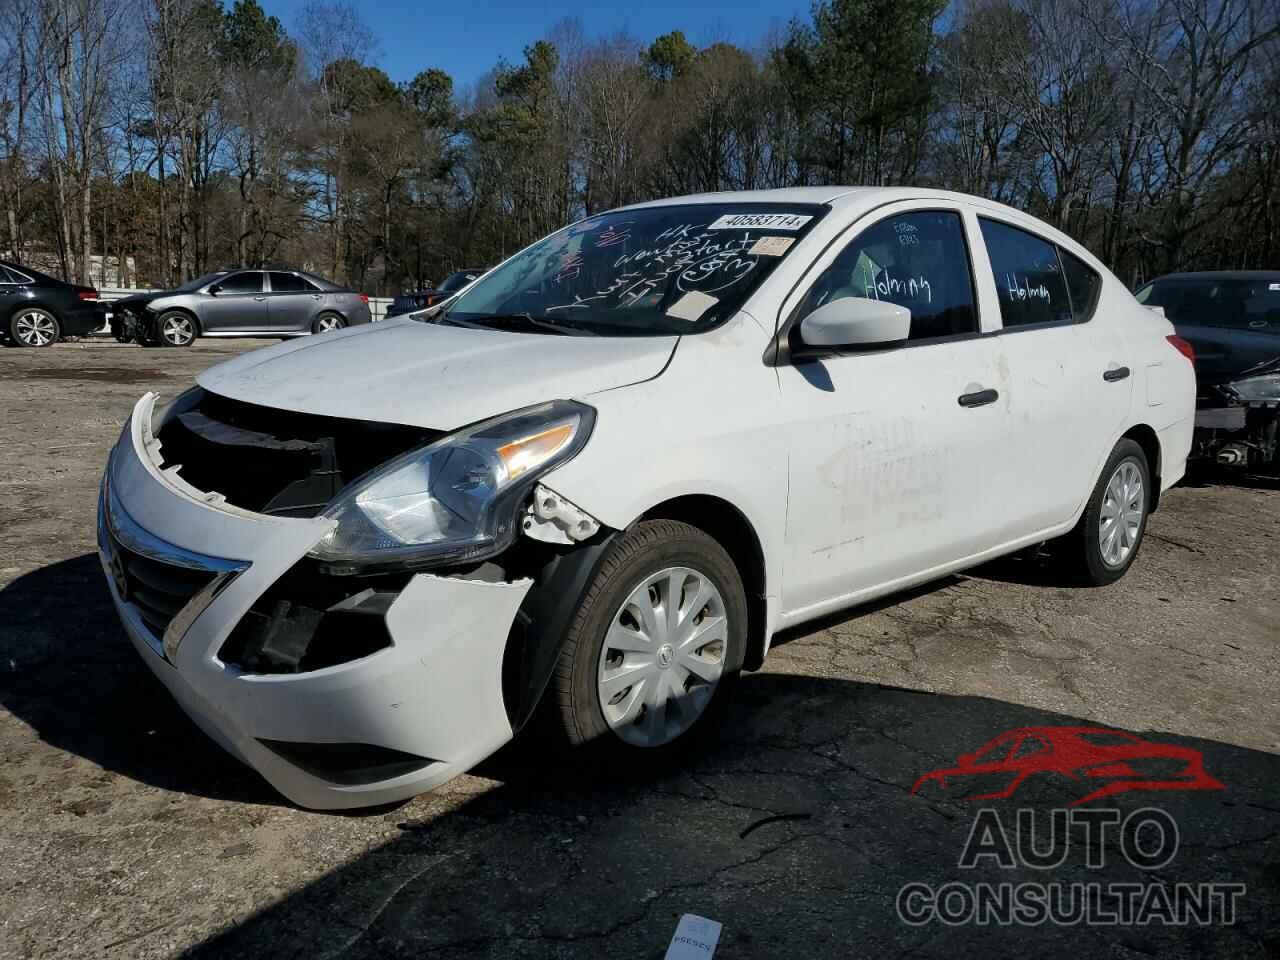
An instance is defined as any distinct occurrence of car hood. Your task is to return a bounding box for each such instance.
[195,318,678,429]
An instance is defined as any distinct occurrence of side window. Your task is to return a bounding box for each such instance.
[979,218,1072,327]
[218,272,262,294]
[268,272,310,293]
[1059,249,1101,323]
[795,210,978,341]
[0,266,17,283]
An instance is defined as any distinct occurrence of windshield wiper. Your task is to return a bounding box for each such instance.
[445,312,597,336]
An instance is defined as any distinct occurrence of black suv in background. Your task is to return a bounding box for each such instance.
[0,260,104,347]
[386,268,486,317]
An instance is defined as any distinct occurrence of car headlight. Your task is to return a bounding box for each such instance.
[152,385,205,429]
[1227,373,1280,403]
[309,400,595,572]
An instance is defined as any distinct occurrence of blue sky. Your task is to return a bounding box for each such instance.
[260,0,814,89]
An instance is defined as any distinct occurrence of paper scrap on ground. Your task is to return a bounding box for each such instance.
[664,914,722,960]
[666,291,719,321]
[749,235,795,257]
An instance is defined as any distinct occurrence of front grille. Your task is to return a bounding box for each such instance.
[109,531,219,639]
[155,391,438,518]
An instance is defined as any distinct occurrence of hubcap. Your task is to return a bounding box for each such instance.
[162,315,193,345]
[15,312,56,346]
[597,566,727,748]
[1099,460,1144,567]
[317,316,341,332]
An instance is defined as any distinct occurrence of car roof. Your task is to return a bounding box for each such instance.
[616,186,869,210]
[612,187,1095,263]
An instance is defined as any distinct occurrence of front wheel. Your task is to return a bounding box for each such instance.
[156,311,196,347]
[10,308,60,347]
[552,520,747,763]
[1059,438,1151,586]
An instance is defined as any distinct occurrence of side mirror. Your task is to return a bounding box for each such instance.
[797,296,910,352]
[207,284,222,296]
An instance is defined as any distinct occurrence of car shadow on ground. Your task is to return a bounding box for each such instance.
[181,674,1279,960]
[5,556,1278,959]
[0,554,280,806]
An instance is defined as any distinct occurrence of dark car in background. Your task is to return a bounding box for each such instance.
[111,268,371,347]
[0,260,104,347]
[1136,271,1280,471]
[385,268,486,318]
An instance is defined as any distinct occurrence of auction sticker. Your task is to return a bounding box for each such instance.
[708,213,812,231]
[666,290,719,321]
[749,236,795,256]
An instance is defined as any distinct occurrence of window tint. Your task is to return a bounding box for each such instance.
[217,272,262,294]
[1136,277,1280,332]
[269,272,313,293]
[1060,249,1101,322]
[979,218,1072,327]
[795,210,978,341]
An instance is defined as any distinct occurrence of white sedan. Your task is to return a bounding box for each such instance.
[98,187,1195,809]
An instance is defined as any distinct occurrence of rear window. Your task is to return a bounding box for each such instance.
[269,272,317,293]
[979,218,1073,328]
[1136,277,1280,332]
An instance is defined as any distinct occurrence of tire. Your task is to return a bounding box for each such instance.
[10,308,60,347]
[156,310,196,347]
[1060,438,1151,586]
[552,519,747,766]
[313,313,345,334]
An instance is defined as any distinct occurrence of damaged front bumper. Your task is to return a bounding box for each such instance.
[98,394,533,809]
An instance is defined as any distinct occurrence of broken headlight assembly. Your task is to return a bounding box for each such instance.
[1225,372,1280,404]
[309,400,595,573]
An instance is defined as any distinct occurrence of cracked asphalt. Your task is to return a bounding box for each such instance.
[1,339,1277,959]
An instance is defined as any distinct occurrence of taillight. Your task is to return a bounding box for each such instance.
[359,293,369,304]
[1166,335,1195,364]
[77,290,99,301]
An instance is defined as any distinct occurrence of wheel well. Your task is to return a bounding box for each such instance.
[1122,423,1162,512]
[637,495,769,671]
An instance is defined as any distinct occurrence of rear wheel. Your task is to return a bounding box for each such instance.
[1059,438,1150,585]
[10,308,60,347]
[156,311,196,347]
[553,520,746,765]
[313,313,345,334]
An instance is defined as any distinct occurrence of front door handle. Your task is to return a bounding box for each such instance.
[958,388,999,408]
[1103,366,1131,382]
[253,296,267,301]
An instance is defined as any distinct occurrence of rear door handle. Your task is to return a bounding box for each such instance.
[1103,366,1130,382]
[958,388,999,408]
[253,296,267,301]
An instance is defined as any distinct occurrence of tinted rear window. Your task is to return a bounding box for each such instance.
[979,218,1072,327]
[1136,277,1280,332]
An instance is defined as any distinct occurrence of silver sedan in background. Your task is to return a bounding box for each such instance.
[111,268,372,347]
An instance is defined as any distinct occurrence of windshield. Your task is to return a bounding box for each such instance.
[1136,276,1280,333]
[176,271,226,293]
[443,203,826,336]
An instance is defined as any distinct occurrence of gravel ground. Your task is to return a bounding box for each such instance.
[0,338,1277,959]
